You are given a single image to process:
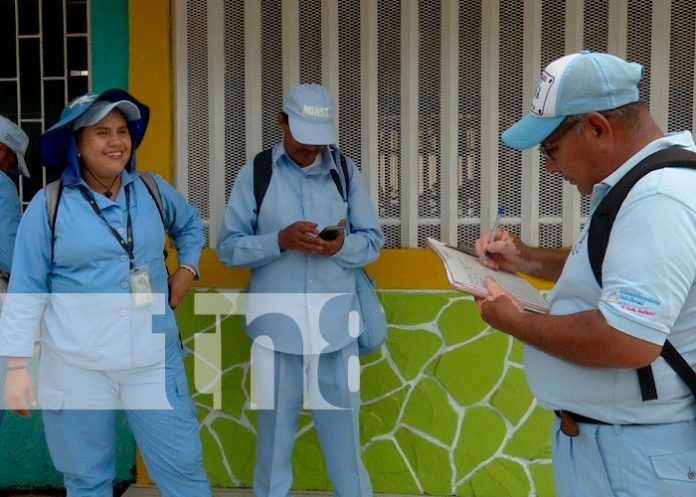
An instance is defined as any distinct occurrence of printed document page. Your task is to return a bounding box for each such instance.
[427,238,550,314]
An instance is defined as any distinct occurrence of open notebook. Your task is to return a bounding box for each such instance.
[427,238,550,314]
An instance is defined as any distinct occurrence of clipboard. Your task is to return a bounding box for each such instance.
[427,237,550,314]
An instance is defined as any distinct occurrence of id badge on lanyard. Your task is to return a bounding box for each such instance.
[130,266,155,307]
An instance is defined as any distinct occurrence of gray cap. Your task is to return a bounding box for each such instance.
[0,115,29,177]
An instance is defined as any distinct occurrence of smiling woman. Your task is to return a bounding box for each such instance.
[0,0,141,490]
[0,89,212,497]
[74,105,137,198]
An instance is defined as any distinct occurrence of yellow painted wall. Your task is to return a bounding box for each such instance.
[129,0,173,183]
[128,1,171,484]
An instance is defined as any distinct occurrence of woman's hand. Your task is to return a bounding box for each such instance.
[168,266,195,309]
[5,365,35,416]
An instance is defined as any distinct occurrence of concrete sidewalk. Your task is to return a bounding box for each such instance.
[122,486,441,497]
[123,487,313,497]
[0,485,449,497]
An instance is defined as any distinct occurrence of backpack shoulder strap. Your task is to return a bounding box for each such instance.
[587,146,696,284]
[339,152,349,195]
[253,148,274,214]
[586,145,696,402]
[662,341,696,399]
[138,172,170,263]
[329,146,351,235]
[139,172,166,226]
[328,145,350,202]
[45,179,63,263]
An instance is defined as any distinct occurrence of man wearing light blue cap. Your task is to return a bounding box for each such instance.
[217,83,382,497]
[472,51,696,496]
[0,114,30,428]
[0,115,29,284]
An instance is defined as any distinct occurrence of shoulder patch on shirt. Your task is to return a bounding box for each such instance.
[603,290,660,318]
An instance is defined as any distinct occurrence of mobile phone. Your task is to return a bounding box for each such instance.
[319,225,345,240]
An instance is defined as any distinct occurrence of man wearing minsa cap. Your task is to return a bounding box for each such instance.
[0,114,30,426]
[0,114,29,280]
[472,51,696,496]
[218,83,383,497]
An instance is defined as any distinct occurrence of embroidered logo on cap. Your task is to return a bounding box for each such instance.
[68,93,99,109]
[2,133,22,149]
[302,105,330,118]
[530,70,555,116]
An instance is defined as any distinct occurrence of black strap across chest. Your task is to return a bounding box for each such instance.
[586,146,696,402]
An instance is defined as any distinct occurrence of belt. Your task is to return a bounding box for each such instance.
[555,410,609,437]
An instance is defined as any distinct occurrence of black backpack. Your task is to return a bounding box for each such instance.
[252,145,350,219]
[587,146,696,401]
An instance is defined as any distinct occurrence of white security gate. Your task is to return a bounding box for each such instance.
[175,0,696,249]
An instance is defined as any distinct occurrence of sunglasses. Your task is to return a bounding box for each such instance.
[539,115,585,157]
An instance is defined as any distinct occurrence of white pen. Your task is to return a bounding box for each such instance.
[483,207,504,268]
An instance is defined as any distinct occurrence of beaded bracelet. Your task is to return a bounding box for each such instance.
[180,264,198,278]
[6,364,28,371]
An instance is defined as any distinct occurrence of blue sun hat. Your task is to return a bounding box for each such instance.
[39,88,150,184]
[502,51,643,150]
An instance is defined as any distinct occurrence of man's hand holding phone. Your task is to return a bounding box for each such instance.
[319,225,346,240]
[318,220,346,256]
[278,220,346,256]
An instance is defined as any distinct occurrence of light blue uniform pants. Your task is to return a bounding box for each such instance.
[41,344,211,497]
[552,416,696,497]
[253,341,372,497]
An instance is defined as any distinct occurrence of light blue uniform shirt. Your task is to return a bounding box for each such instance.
[217,143,384,354]
[0,171,21,274]
[525,131,696,424]
[0,170,204,370]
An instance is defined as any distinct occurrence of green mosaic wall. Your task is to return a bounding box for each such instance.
[181,289,555,497]
[0,410,135,487]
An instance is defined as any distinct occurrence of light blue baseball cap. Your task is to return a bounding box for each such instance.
[502,51,643,150]
[283,83,337,145]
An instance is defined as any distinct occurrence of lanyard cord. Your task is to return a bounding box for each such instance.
[79,184,136,270]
